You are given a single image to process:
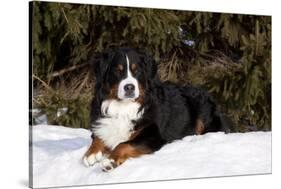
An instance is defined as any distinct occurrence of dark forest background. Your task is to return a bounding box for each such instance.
[31,1,271,132]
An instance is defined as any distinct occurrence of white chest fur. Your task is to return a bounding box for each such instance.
[92,99,143,150]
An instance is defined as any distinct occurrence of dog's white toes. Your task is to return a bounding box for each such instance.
[101,158,116,172]
[83,151,103,167]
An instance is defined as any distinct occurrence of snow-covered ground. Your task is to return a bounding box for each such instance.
[31,125,271,188]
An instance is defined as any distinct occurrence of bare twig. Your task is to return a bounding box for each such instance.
[50,63,90,78]
[61,8,69,24]
[32,74,54,93]
[73,71,90,98]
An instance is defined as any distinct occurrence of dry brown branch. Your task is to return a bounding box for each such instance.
[73,71,90,98]
[32,74,54,93]
[50,63,90,78]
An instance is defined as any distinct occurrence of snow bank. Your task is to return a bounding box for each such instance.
[31,125,271,188]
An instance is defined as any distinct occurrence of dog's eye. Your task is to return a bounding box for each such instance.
[117,64,124,72]
[131,63,137,73]
[131,63,136,71]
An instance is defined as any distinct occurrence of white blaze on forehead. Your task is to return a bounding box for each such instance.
[126,55,132,77]
[117,54,139,100]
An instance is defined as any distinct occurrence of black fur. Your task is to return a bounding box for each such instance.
[89,47,232,153]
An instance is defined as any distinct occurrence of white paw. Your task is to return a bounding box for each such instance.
[100,158,116,172]
[83,151,103,167]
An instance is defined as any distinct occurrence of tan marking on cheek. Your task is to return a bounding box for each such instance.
[195,119,205,135]
[107,84,119,99]
[136,84,145,105]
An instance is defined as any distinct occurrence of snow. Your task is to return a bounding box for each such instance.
[31,125,271,188]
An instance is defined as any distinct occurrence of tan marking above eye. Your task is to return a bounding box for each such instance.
[117,64,124,71]
[131,63,137,72]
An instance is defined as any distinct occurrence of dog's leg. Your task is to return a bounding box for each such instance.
[195,119,205,135]
[101,142,151,171]
[83,136,109,167]
[101,125,166,171]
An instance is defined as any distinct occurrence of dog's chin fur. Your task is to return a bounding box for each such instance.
[92,99,143,149]
[101,99,143,119]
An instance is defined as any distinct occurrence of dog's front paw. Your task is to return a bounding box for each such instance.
[100,158,117,172]
[100,156,128,171]
[83,151,103,167]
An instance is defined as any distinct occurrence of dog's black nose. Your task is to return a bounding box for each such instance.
[124,84,135,92]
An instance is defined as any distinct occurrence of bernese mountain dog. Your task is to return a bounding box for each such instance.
[83,47,232,171]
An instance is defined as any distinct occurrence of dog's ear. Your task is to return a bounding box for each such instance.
[90,49,115,85]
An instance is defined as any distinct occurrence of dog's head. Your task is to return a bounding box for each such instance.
[92,47,158,103]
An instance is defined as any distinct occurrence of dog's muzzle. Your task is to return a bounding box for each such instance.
[123,84,135,98]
